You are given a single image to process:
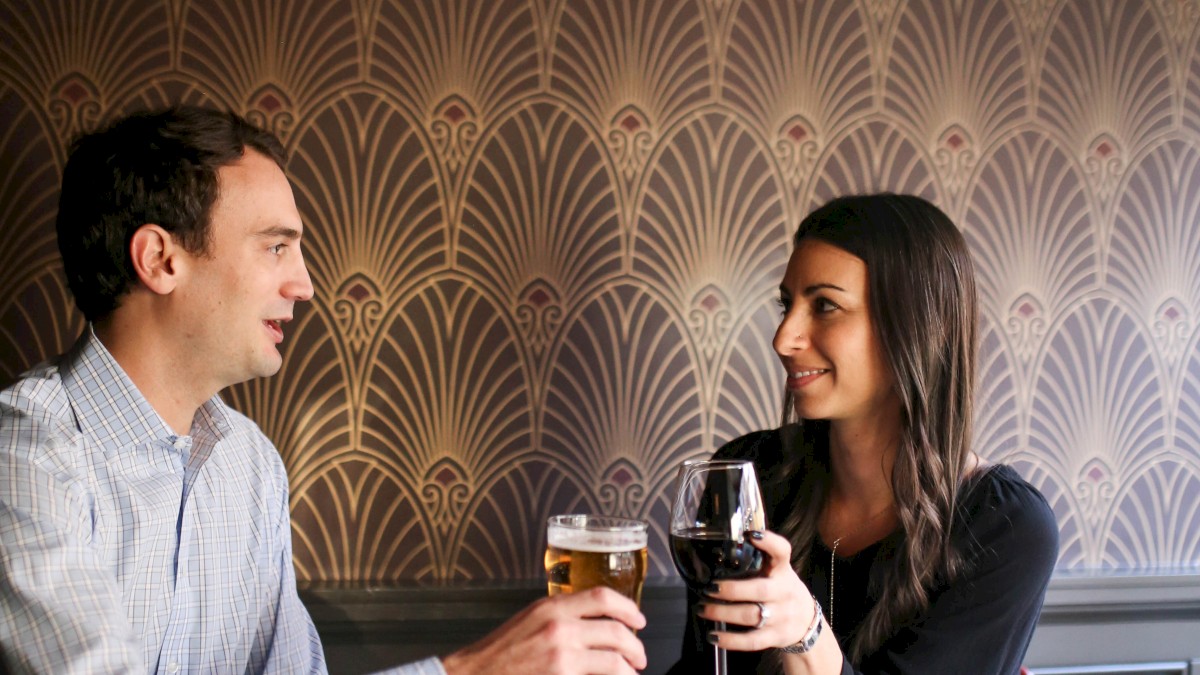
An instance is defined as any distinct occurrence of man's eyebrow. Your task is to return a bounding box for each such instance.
[254,225,302,239]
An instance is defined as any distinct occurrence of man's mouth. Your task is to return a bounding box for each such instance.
[264,319,285,343]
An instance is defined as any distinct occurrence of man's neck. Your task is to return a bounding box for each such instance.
[92,317,212,436]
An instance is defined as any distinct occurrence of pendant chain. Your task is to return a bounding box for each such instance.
[824,504,894,634]
[829,536,841,631]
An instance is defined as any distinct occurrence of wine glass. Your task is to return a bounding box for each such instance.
[669,459,766,675]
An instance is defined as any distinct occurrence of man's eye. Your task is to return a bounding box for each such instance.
[268,244,286,255]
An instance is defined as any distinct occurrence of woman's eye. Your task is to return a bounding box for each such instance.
[775,297,791,313]
[815,298,839,313]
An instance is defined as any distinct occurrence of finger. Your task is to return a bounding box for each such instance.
[550,587,647,630]
[575,618,648,669]
[747,530,793,572]
[707,626,777,653]
[697,600,766,629]
[575,648,642,675]
[703,575,775,602]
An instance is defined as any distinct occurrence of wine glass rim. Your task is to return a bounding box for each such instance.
[681,458,754,468]
[546,514,648,532]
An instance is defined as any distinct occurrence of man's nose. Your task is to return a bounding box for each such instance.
[287,254,314,302]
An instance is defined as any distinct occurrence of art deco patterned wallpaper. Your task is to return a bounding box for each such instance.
[1,0,1198,582]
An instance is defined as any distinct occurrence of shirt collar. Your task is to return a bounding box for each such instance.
[59,326,229,449]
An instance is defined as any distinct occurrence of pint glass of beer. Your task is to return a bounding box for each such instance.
[544,515,649,607]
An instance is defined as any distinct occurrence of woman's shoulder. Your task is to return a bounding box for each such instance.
[713,427,794,464]
[958,464,1060,569]
[964,464,1053,513]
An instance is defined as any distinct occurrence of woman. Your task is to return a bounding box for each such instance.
[668,194,1058,674]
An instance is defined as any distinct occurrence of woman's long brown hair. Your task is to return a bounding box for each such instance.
[770,193,979,664]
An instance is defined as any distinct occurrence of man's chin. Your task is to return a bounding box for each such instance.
[247,352,284,380]
[259,356,284,378]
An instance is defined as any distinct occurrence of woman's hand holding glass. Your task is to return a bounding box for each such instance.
[698,530,818,652]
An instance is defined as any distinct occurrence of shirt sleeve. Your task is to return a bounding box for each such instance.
[368,658,449,675]
[0,413,144,673]
[847,471,1060,675]
[250,451,448,675]
[251,457,328,674]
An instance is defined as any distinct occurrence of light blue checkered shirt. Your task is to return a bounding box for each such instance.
[0,328,444,675]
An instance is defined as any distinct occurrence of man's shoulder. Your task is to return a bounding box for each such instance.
[0,362,88,495]
[0,361,78,451]
[2,358,65,405]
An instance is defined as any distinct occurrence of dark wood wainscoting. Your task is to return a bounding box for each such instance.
[301,574,1200,675]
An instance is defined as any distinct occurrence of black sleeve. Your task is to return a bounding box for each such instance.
[851,469,1060,675]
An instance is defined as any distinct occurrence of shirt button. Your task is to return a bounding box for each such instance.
[167,662,181,674]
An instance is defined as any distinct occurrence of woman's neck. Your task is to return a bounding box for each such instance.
[813,408,902,556]
[827,410,900,508]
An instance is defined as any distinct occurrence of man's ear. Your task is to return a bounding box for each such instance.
[129,224,181,295]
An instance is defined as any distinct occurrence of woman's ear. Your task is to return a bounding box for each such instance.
[128,224,180,295]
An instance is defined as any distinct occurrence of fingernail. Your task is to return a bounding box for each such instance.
[706,631,719,644]
[748,530,764,540]
[705,583,720,594]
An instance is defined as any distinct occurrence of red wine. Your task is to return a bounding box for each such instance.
[670,527,764,588]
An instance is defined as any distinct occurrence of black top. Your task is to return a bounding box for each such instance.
[667,428,1059,675]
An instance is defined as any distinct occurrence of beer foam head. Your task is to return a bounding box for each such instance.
[547,515,649,552]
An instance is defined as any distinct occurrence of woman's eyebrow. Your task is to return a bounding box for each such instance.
[802,283,847,295]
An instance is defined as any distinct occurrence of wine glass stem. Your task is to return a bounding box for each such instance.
[714,621,727,675]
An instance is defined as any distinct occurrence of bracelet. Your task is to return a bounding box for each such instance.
[778,595,823,654]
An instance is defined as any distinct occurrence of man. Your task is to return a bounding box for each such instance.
[0,106,646,674]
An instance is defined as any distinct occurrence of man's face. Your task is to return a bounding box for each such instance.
[174,149,313,391]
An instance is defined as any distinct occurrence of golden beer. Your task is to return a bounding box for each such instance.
[544,515,649,606]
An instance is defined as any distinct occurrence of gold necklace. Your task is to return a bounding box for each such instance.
[825,504,894,632]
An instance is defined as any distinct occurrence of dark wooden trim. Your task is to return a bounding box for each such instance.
[1038,573,1200,624]
[299,573,1200,674]
[1027,663,1191,675]
[299,579,688,640]
[299,572,1200,627]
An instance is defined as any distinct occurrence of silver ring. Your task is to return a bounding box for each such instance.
[754,601,771,630]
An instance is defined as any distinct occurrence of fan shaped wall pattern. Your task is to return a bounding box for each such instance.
[1,0,1198,580]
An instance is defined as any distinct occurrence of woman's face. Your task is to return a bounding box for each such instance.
[773,238,898,423]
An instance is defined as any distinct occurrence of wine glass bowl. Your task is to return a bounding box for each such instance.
[669,526,764,588]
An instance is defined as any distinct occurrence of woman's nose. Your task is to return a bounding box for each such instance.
[773,311,810,356]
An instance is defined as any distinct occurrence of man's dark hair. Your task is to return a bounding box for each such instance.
[55,105,287,322]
